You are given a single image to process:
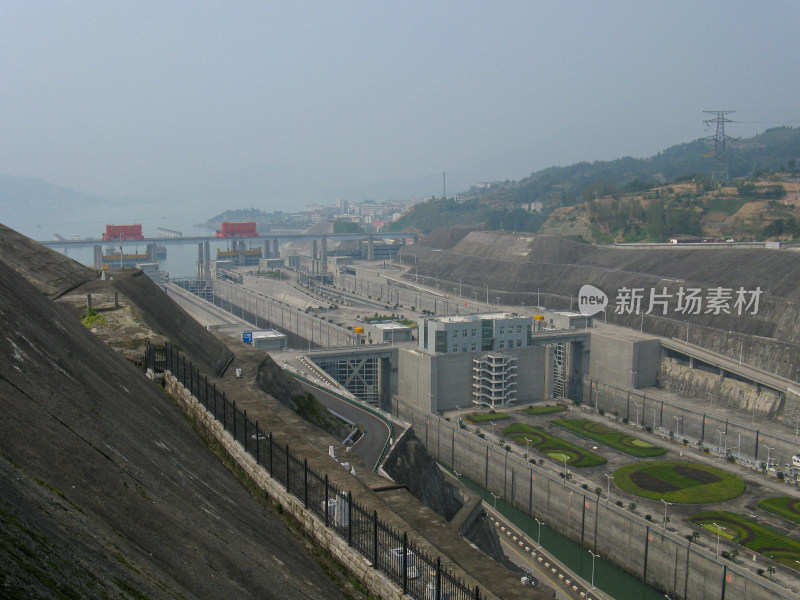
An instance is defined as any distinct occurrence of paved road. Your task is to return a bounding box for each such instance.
[295,378,391,471]
[168,282,392,470]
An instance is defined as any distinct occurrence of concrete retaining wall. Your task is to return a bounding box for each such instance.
[214,278,356,348]
[587,378,800,473]
[163,372,407,600]
[396,399,793,600]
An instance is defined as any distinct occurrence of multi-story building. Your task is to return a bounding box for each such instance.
[400,313,551,412]
[418,312,531,355]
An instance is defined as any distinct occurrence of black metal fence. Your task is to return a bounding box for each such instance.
[143,342,480,600]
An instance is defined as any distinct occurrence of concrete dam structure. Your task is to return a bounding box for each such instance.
[402,228,800,421]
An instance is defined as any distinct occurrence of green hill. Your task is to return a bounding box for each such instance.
[391,127,800,234]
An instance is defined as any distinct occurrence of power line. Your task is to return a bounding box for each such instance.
[703,110,736,184]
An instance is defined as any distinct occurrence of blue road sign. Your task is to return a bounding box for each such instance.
[242,331,253,344]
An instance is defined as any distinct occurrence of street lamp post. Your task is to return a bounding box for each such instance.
[490,420,496,439]
[716,430,726,457]
[562,455,568,481]
[490,492,499,509]
[660,499,672,529]
[674,416,682,437]
[765,446,775,471]
[588,549,599,589]
[634,402,641,426]
[524,436,532,461]
[713,522,722,557]
[605,473,614,504]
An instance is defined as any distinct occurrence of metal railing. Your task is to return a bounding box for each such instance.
[143,342,479,600]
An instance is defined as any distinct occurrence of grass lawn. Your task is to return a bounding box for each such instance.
[502,423,605,467]
[757,497,800,526]
[552,419,666,457]
[614,461,745,503]
[523,405,566,416]
[690,510,800,570]
[465,412,510,423]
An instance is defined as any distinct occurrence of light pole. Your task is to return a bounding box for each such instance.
[490,421,496,439]
[765,446,775,471]
[562,454,569,481]
[524,436,532,461]
[713,522,722,557]
[716,430,726,457]
[630,370,637,389]
[605,473,614,504]
[535,518,545,548]
[674,416,682,437]
[634,402,641,426]
[588,549,599,589]
[490,492,499,509]
[496,296,500,308]
[660,499,672,529]
[456,406,461,427]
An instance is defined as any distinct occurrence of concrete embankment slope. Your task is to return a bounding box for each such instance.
[408,229,800,380]
[0,223,235,377]
[0,253,345,599]
[0,222,96,296]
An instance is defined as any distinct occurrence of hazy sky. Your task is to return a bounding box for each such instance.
[2,1,799,212]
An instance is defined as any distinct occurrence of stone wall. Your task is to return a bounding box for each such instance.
[164,372,408,600]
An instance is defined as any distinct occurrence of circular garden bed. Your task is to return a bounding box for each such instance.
[614,460,745,503]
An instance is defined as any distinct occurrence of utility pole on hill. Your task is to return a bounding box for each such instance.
[703,110,736,185]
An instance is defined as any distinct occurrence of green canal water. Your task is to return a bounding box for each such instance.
[455,472,667,600]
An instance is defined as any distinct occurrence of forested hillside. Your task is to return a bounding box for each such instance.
[391,127,800,234]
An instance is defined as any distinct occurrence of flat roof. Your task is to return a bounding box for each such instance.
[432,312,524,324]
[370,322,413,330]
[252,330,287,339]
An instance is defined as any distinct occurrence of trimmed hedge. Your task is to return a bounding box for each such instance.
[523,405,566,416]
[465,412,510,423]
[552,419,666,457]
[690,510,800,570]
[614,461,745,503]
[502,423,605,467]
[758,497,800,525]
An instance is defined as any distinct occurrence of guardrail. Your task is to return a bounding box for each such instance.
[143,342,471,600]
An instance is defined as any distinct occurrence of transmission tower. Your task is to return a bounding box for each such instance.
[703,110,736,184]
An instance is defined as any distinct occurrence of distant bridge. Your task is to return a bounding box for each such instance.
[39,231,416,250]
